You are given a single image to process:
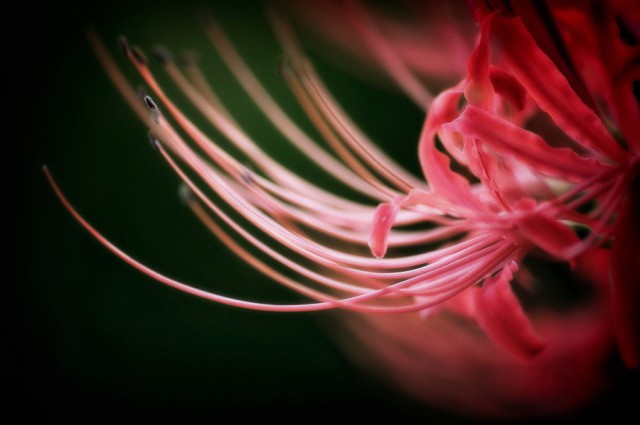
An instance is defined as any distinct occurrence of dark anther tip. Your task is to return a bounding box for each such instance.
[148,132,161,150]
[117,36,130,55]
[152,45,173,64]
[240,169,255,185]
[143,95,158,111]
[178,51,199,67]
[178,185,195,205]
[276,54,294,77]
[131,46,148,65]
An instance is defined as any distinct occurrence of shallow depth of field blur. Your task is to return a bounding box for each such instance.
[9,1,639,423]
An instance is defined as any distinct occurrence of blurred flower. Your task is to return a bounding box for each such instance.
[279,0,478,108]
[46,0,638,420]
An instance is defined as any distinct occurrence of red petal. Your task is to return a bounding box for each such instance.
[489,67,526,111]
[489,14,626,162]
[508,1,599,111]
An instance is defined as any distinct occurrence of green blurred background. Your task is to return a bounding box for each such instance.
[8,0,638,423]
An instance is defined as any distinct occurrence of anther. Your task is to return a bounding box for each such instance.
[148,132,161,150]
[178,51,199,67]
[117,36,130,56]
[152,45,173,65]
[143,95,158,111]
[276,55,294,78]
[240,168,255,185]
[141,93,160,123]
[131,46,148,65]
[178,184,195,206]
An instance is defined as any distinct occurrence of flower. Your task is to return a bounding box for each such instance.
[45,0,638,420]
[460,0,640,368]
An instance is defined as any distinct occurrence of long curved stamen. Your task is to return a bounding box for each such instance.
[153,127,497,284]
[268,9,429,192]
[183,173,510,300]
[157,51,395,205]
[45,162,519,314]
[165,145,517,302]
[106,39,484,278]
[199,14,392,201]
[279,59,399,197]
[178,49,430,205]
[87,31,154,126]
[141,96,469,273]
[287,53,426,194]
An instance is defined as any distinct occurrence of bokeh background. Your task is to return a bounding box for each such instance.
[8,1,639,423]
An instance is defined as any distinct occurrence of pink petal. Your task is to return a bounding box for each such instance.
[418,87,487,213]
[473,262,547,362]
[444,105,609,181]
[464,14,494,109]
[517,209,581,261]
[369,201,399,258]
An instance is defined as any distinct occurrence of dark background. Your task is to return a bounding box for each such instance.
[7,1,639,424]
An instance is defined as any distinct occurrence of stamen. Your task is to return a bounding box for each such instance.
[175,153,519,306]
[146,43,382,211]
[143,95,158,111]
[45,165,449,314]
[152,44,173,64]
[178,51,236,120]
[130,46,148,65]
[42,166,335,312]
[148,131,162,150]
[270,12,429,192]
[117,36,130,56]
[279,58,398,197]
[87,30,152,125]
[201,17,388,200]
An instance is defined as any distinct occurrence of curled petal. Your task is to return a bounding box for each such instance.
[445,105,610,182]
[488,14,626,162]
[473,262,547,362]
[418,87,487,214]
[517,212,580,262]
[464,13,494,109]
[489,67,526,112]
[369,201,400,258]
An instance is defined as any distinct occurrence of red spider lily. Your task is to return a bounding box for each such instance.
[457,0,640,369]
[45,0,638,419]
